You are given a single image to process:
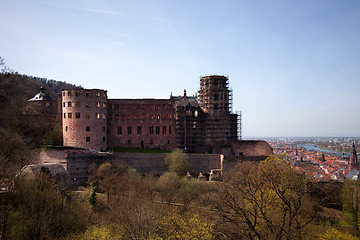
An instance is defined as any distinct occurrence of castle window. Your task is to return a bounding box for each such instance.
[168,140,170,144]
[150,140,153,145]
[86,137,90,142]
[128,140,131,144]
[75,101,81,107]
[86,91,91,96]
[86,112,91,119]
[75,112,80,118]
[169,126,172,134]
[95,113,100,119]
[96,102,100,108]
[127,126,132,135]
[103,113,106,119]
[107,130,110,134]
[108,103,112,109]
[68,102,72,107]
[63,92,65,96]
[162,126,166,134]
[63,102,65,108]
[103,126,105,131]
[194,111,198,117]
[118,126,122,135]
[103,137,105,142]
[137,126,142,134]
[68,113,72,118]
[63,113,66,119]
[103,103,106,108]
[150,126,154,134]
[96,92,100,97]
[103,93,106,98]
[156,126,160,134]
[75,91,81,96]
[67,92,71,97]
[86,126,90,131]
[66,126,68,131]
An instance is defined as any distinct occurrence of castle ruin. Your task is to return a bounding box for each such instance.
[62,75,244,154]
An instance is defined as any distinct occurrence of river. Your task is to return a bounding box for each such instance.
[297,144,351,158]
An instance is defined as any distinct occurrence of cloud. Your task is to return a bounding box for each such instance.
[34,1,189,24]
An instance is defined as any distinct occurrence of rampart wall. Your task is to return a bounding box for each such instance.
[37,148,271,185]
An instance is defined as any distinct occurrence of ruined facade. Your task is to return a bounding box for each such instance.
[61,75,242,153]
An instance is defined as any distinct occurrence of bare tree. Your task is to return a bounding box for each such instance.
[214,156,321,239]
[0,56,13,73]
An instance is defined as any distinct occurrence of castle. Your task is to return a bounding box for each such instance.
[26,75,273,183]
[62,75,242,154]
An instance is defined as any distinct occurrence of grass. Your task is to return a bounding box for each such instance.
[107,147,170,154]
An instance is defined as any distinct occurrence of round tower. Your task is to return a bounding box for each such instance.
[62,89,107,151]
[198,75,230,113]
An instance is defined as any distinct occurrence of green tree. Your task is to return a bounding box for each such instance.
[154,211,214,239]
[7,169,87,240]
[341,179,360,237]
[44,125,63,146]
[165,149,190,176]
[320,228,359,240]
[156,172,181,205]
[88,182,97,207]
[178,177,200,209]
[88,162,130,203]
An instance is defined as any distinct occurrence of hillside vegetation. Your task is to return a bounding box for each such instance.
[1,57,360,239]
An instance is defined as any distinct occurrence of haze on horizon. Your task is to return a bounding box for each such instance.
[1,0,359,138]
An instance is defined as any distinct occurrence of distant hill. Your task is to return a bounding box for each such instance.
[0,72,81,149]
[0,72,81,102]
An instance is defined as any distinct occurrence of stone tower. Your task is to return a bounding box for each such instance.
[62,89,107,151]
[198,75,238,153]
[198,75,231,113]
[350,142,358,171]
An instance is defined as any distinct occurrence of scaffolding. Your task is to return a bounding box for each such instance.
[237,111,242,140]
[174,97,206,153]
[198,75,230,113]
[229,87,233,113]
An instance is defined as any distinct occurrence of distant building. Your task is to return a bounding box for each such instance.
[346,143,359,180]
[28,86,57,114]
[28,86,60,131]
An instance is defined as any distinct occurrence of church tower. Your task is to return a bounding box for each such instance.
[350,142,358,171]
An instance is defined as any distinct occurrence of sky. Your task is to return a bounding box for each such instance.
[1,0,360,138]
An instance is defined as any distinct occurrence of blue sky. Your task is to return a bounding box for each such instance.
[1,0,360,137]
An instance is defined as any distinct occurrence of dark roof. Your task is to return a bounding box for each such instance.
[28,86,53,102]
